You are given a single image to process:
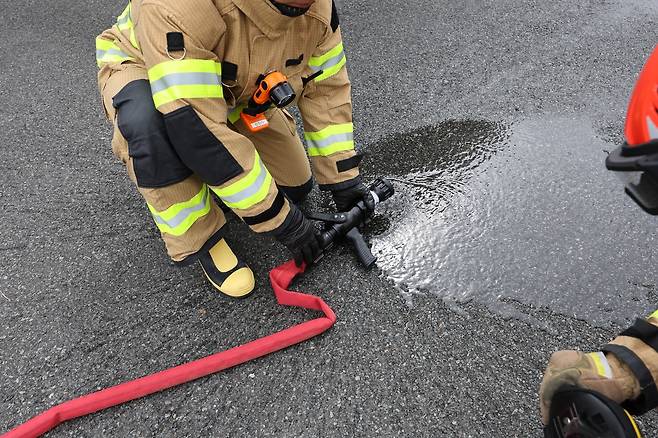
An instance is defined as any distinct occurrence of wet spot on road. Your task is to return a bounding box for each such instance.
[362,119,509,233]
[362,119,508,177]
[371,116,658,326]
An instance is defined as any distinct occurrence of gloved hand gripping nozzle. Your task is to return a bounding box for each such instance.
[307,178,394,268]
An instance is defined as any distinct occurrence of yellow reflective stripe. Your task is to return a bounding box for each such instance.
[649,309,658,320]
[314,56,346,82]
[95,38,116,52]
[148,59,223,108]
[304,123,355,157]
[149,59,221,81]
[214,155,262,197]
[147,185,211,236]
[116,3,132,31]
[226,171,272,210]
[309,42,344,67]
[129,28,139,50]
[307,140,354,157]
[95,37,133,67]
[304,123,353,141]
[152,85,223,108]
[211,152,273,210]
[228,105,246,124]
[112,3,139,49]
[309,42,346,82]
[97,55,130,67]
[588,352,612,379]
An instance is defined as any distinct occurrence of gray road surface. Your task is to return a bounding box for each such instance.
[1,0,658,436]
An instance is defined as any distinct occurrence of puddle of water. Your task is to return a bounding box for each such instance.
[611,0,658,16]
[371,116,658,327]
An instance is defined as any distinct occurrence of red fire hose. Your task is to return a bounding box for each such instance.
[2,260,335,438]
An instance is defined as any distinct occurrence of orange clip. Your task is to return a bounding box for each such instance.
[240,112,269,133]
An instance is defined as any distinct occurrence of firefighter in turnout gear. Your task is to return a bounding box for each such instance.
[95,0,373,297]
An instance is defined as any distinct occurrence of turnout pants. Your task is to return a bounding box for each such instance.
[99,64,312,262]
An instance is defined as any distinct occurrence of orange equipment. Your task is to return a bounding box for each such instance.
[240,71,296,133]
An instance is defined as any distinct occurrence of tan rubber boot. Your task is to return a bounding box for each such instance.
[539,350,640,424]
[199,238,255,298]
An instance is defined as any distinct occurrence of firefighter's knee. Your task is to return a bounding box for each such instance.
[164,106,243,187]
[113,79,192,188]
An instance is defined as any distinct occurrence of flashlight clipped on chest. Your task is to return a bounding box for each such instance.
[241,71,296,132]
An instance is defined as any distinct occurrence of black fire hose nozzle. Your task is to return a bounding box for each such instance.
[314,178,394,268]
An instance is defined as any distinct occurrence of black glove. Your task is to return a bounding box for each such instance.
[331,178,376,213]
[274,204,322,267]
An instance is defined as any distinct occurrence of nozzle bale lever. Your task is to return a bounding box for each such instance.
[310,178,394,268]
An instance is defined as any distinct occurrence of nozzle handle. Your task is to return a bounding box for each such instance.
[345,227,377,268]
[314,177,393,268]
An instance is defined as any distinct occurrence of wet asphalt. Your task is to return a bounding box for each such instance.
[1,0,658,437]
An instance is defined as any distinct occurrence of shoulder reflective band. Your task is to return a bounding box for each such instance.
[211,151,273,210]
[116,2,139,49]
[304,123,354,157]
[148,59,223,109]
[95,37,133,67]
[147,185,211,236]
[308,42,346,82]
[601,343,658,415]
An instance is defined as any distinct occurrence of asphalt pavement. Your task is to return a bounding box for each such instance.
[1,0,658,436]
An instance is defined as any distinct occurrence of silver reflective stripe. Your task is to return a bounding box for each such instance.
[150,72,221,94]
[117,15,130,26]
[220,158,267,205]
[310,50,346,72]
[152,190,209,229]
[647,116,658,140]
[96,48,130,60]
[306,132,354,149]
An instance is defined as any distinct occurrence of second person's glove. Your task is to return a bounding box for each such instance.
[539,350,640,424]
[274,204,323,267]
[331,177,375,213]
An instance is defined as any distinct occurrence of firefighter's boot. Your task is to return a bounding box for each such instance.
[199,239,255,298]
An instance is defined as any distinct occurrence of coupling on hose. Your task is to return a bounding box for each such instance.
[545,387,642,438]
